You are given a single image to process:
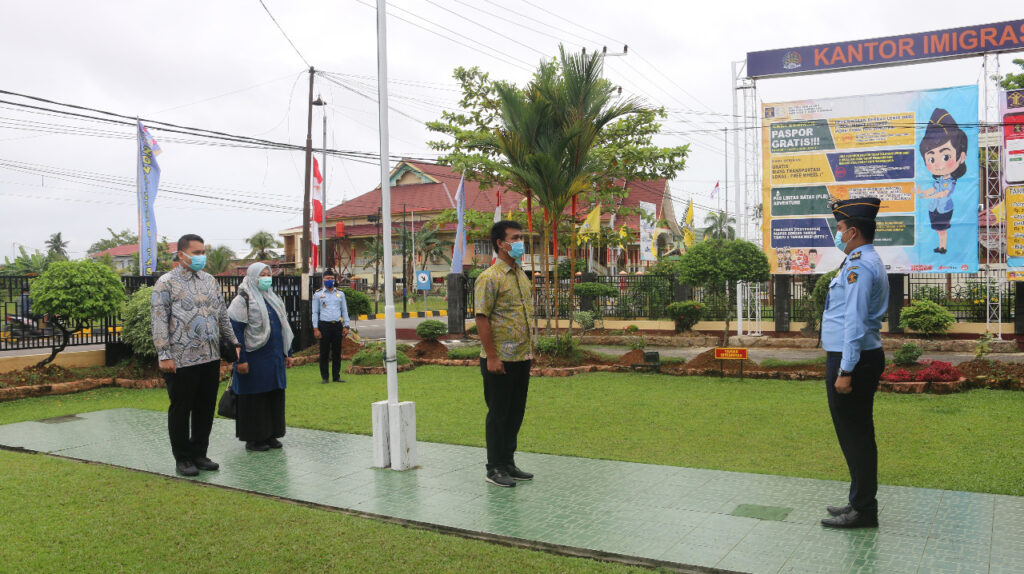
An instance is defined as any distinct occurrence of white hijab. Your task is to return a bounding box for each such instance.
[227,263,294,354]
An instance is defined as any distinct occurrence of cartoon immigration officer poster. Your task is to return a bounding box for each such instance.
[761,85,979,274]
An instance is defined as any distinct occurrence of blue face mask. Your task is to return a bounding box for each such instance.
[507,241,525,261]
[258,277,273,291]
[186,253,206,272]
[834,230,848,252]
[323,279,335,289]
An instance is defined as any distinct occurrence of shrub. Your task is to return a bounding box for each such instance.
[448,345,481,360]
[122,287,156,359]
[899,300,956,337]
[666,301,705,333]
[416,319,447,341]
[882,368,915,382]
[809,270,840,329]
[466,324,478,336]
[974,332,993,361]
[467,267,486,279]
[573,282,619,299]
[892,343,923,366]
[534,334,578,359]
[573,311,595,332]
[916,361,962,382]
[351,342,411,367]
[340,288,372,317]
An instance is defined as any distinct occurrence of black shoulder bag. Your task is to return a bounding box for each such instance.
[217,291,250,419]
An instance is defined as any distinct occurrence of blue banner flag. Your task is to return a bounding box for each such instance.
[137,121,161,275]
[449,175,466,275]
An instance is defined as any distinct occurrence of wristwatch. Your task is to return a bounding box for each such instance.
[838,369,854,377]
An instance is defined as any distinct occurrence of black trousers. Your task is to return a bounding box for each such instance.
[480,358,531,471]
[319,322,343,380]
[164,360,221,462]
[825,348,885,514]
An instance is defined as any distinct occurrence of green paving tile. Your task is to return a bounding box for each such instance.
[731,503,793,521]
[2,407,1022,574]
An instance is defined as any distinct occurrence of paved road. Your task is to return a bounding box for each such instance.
[582,345,1024,364]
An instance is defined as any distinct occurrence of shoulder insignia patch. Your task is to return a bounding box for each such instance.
[847,271,858,284]
[849,251,862,260]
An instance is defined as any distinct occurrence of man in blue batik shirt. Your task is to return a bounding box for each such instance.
[820,197,888,529]
[312,269,350,384]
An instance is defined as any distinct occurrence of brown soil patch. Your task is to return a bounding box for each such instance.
[956,359,1024,389]
[686,349,758,374]
[618,349,647,365]
[411,339,448,360]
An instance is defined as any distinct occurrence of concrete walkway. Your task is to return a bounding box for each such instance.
[1,408,1020,574]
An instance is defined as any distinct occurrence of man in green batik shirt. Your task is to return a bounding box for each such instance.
[475,220,534,488]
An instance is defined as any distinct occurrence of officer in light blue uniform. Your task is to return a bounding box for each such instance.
[820,197,888,529]
[312,269,350,384]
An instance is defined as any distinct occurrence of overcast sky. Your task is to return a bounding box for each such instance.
[0,0,1020,260]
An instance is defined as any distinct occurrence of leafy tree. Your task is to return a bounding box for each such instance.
[702,211,736,240]
[29,260,125,365]
[205,245,236,275]
[45,233,69,261]
[244,231,283,261]
[676,239,770,345]
[88,227,137,255]
[414,227,453,268]
[484,47,641,332]
[360,238,385,272]
[1,246,51,276]
[999,58,1024,90]
[122,286,156,359]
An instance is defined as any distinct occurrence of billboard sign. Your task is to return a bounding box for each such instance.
[747,19,1024,78]
[762,86,979,275]
[1004,89,1024,281]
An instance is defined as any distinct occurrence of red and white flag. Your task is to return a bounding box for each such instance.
[310,158,324,268]
[710,181,720,199]
[491,203,501,265]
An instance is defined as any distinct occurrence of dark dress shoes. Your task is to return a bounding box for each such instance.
[332,377,345,383]
[506,464,534,481]
[246,441,271,452]
[321,379,329,384]
[176,460,199,477]
[485,468,516,487]
[265,438,283,449]
[822,509,878,528]
[193,457,219,471]
[827,504,852,516]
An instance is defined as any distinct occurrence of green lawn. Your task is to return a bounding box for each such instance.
[2,363,1023,572]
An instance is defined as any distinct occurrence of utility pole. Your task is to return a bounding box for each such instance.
[300,66,316,349]
[371,207,382,314]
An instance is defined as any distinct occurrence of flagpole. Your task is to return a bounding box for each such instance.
[372,0,416,472]
[321,110,327,272]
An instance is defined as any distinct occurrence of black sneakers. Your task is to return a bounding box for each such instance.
[506,464,534,481]
[193,457,219,471]
[485,468,516,487]
[175,460,199,477]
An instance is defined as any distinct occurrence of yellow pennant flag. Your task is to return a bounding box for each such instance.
[577,204,601,244]
[683,200,695,248]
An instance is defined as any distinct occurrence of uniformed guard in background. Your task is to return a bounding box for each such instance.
[312,269,350,384]
[820,197,888,529]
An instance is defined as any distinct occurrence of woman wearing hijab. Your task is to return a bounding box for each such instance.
[227,263,294,451]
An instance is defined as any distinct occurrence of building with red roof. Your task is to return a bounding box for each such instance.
[279,160,680,279]
[88,242,178,272]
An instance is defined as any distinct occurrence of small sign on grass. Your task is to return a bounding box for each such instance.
[714,347,749,379]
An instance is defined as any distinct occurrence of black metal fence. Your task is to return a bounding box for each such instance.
[459,271,1019,327]
[1,274,306,352]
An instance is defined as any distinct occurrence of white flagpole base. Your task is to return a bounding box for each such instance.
[388,401,417,471]
[371,400,390,468]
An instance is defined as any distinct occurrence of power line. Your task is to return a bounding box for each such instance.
[256,0,310,67]
[423,0,547,58]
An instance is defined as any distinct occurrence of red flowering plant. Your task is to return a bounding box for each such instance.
[914,361,961,382]
[882,369,915,383]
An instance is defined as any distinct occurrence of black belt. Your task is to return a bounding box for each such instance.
[320,320,341,324]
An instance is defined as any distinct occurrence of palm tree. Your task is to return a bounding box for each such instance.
[205,245,236,275]
[244,231,282,261]
[415,228,453,268]
[702,211,736,240]
[45,232,69,260]
[487,46,641,332]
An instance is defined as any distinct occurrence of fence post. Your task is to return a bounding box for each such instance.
[447,273,466,335]
[775,275,791,333]
[888,274,905,334]
[672,276,687,303]
[1015,282,1024,335]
